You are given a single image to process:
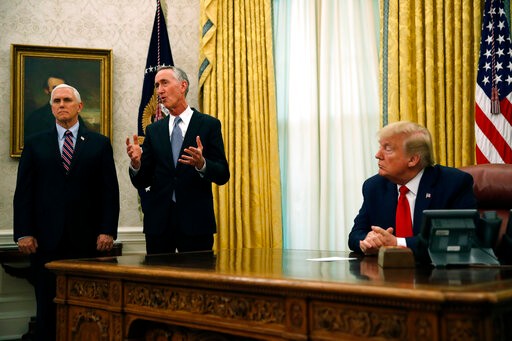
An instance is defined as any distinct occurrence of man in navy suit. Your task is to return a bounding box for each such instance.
[126,66,230,254]
[14,84,120,340]
[348,121,476,259]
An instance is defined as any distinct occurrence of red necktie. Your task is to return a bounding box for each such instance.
[395,185,412,237]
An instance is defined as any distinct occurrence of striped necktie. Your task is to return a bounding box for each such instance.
[62,130,74,173]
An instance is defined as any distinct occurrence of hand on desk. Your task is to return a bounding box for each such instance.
[360,226,397,255]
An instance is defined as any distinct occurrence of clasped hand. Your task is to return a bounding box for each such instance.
[359,226,397,255]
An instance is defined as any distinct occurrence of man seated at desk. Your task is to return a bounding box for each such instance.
[348,121,476,259]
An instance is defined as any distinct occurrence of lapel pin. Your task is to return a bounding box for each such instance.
[426,193,431,198]
[80,136,85,141]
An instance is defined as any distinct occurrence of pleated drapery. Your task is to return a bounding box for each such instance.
[199,0,282,250]
[381,0,482,167]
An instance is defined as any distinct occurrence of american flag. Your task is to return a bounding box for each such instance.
[475,0,512,163]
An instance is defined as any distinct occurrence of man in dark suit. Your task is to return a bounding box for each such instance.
[348,121,476,259]
[13,84,120,341]
[126,66,229,254]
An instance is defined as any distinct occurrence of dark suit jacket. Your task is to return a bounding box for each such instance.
[13,125,119,258]
[348,165,476,255]
[130,108,230,236]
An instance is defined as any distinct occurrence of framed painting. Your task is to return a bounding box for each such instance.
[10,44,113,157]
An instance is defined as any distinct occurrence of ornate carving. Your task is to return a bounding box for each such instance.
[142,324,254,341]
[126,284,285,325]
[446,317,481,341]
[69,278,110,301]
[71,309,109,341]
[111,281,121,304]
[313,305,407,340]
[413,316,433,341]
[289,301,304,328]
[112,314,123,341]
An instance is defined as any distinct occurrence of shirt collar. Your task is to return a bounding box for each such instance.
[57,122,79,140]
[171,106,193,125]
[398,168,425,196]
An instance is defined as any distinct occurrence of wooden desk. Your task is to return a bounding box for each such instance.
[0,243,123,341]
[46,249,512,341]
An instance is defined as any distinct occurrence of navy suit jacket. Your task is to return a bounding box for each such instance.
[348,165,476,255]
[13,124,120,258]
[130,108,230,236]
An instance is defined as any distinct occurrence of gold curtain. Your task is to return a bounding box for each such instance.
[199,0,282,249]
[381,0,482,167]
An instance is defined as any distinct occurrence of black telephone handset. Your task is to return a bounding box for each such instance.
[477,211,502,249]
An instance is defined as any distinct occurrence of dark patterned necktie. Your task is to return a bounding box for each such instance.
[62,130,74,173]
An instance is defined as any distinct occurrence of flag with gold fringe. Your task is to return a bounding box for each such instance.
[137,0,174,139]
[137,0,174,213]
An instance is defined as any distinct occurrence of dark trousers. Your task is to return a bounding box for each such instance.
[145,202,214,255]
[31,256,57,341]
[31,238,98,341]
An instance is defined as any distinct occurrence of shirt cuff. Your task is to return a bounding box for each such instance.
[195,158,207,174]
[129,163,140,174]
[396,237,407,247]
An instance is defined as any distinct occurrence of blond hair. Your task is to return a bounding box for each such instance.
[379,121,435,167]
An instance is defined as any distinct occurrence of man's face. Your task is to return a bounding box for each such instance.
[154,69,186,113]
[375,133,411,184]
[51,87,82,126]
[45,77,65,95]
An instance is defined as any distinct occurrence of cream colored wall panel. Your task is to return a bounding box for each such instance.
[0,1,199,338]
[0,0,200,235]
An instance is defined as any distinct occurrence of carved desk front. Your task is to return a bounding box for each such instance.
[47,248,512,341]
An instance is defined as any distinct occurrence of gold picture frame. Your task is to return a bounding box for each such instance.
[10,44,113,157]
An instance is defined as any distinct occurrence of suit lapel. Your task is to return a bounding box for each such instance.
[183,110,202,148]
[385,180,398,217]
[73,127,86,158]
[175,111,202,171]
[155,116,173,169]
[47,128,68,176]
[414,166,436,232]
[65,125,87,175]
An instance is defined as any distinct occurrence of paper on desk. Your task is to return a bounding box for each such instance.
[306,257,357,262]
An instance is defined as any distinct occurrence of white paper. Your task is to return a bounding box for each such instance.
[306,257,357,262]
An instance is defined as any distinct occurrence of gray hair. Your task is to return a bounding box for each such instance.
[50,84,82,103]
[156,65,190,97]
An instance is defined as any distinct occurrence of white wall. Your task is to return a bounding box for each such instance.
[0,0,200,338]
